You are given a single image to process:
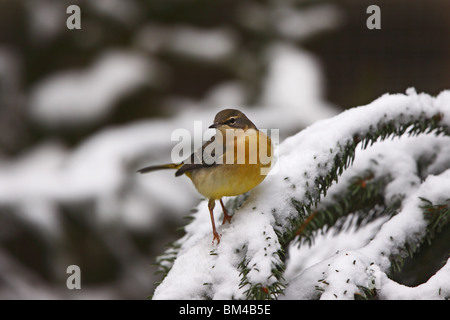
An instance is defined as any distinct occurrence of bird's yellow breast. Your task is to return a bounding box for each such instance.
[187,129,272,199]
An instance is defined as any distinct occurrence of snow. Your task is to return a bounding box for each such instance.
[88,0,140,25]
[204,81,248,107]
[29,50,156,127]
[153,89,450,299]
[169,27,236,61]
[259,43,337,128]
[0,120,198,230]
[378,258,450,299]
[153,194,281,300]
[284,214,389,282]
[284,132,450,289]
[284,167,450,300]
[135,24,236,61]
[273,4,342,40]
[236,2,342,41]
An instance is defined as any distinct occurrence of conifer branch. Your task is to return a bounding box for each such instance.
[153,90,450,300]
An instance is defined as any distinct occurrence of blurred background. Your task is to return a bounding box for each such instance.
[0,0,448,299]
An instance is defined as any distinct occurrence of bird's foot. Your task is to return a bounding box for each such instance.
[219,198,232,225]
[212,231,221,245]
[222,212,232,224]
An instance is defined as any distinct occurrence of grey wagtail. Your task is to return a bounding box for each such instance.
[137,109,273,244]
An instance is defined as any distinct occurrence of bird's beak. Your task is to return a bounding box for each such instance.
[209,123,220,129]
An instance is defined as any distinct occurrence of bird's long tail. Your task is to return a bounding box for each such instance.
[137,163,182,174]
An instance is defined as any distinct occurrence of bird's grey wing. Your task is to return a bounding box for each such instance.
[175,135,224,176]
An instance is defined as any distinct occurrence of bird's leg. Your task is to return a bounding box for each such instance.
[208,199,220,244]
[219,198,232,224]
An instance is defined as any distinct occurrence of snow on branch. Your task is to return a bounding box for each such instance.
[153,89,450,300]
[284,167,450,300]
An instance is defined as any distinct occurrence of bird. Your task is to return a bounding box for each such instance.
[137,109,273,244]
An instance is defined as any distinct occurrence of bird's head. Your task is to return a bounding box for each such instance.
[209,109,257,131]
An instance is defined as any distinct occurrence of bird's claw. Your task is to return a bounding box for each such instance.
[212,231,221,245]
[222,213,232,224]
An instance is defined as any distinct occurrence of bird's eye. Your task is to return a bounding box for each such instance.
[228,118,236,125]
